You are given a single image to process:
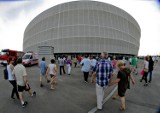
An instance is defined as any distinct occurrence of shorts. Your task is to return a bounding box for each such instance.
[50,74,55,78]
[40,70,46,76]
[18,84,31,92]
[40,73,45,76]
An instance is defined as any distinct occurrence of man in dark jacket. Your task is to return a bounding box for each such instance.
[148,56,154,83]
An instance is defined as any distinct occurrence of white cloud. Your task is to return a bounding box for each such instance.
[0,0,43,51]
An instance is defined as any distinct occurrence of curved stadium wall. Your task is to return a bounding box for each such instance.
[23,1,141,56]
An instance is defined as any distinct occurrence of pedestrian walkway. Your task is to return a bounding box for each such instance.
[95,60,160,113]
[0,60,159,113]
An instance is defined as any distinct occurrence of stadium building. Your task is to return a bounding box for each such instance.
[23,1,141,58]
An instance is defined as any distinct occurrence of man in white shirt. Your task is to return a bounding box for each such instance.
[122,57,126,66]
[108,57,111,61]
[58,57,66,75]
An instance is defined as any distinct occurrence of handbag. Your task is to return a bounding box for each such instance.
[140,69,144,76]
[3,68,8,80]
[123,68,131,89]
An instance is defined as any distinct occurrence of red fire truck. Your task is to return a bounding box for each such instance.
[0,49,24,66]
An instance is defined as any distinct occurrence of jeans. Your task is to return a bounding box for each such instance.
[9,80,19,98]
[60,66,65,75]
[148,71,152,82]
[157,107,160,113]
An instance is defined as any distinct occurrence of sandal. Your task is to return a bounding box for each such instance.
[120,106,125,111]
[112,96,117,100]
[50,87,55,90]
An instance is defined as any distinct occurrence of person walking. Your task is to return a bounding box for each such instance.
[39,57,50,87]
[110,61,135,111]
[77,56,82,67]
[148,56,154,83]
[90,56,97,77]
[91,52,113,110]
[129,57,132,66]
[80,55,91,83]
[7,58,19,99]
[90,56,97,69]
[122,57,126,66]
[108,56,111,61]
[73,57,78,68]
[131,56,138,75]
[140,56,149,86]
[129,57,132,70]
[66,55,72,75]
[143,56,149,86]
[46,59,57,90]
[58,57,66,75]
[12,58,36,108]
[112,56,117,72]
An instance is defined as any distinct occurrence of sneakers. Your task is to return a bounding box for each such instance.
[47,80,50,83]
[144,83,148,86]
[22,104,25,108]
[97,108,102,111]
[22,101,28,108]
[31,91,36,97]
[11,97,15,100]
[33,91,36,96]
[40,84,44,87]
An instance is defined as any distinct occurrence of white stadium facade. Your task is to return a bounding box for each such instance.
[23,1,141,58]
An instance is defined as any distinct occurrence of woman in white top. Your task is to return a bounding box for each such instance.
[141,56,149,86]
[46,59,57,90]
[7,58,19,99]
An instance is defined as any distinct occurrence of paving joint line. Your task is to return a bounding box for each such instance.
[88,86,118,113]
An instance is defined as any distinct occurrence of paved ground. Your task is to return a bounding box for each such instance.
[0,60,160,113]
[96,61,160,113]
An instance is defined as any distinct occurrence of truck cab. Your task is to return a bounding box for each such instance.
[0,51,9,64]
[0,49,24,66]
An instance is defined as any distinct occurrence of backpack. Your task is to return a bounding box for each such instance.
[123,68,131,89]
[3,67,8,80]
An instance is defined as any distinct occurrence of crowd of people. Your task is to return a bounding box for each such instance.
[39,53,157,111]
[5,52,158,111]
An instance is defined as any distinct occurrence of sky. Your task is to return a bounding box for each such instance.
[0,0,160,56]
